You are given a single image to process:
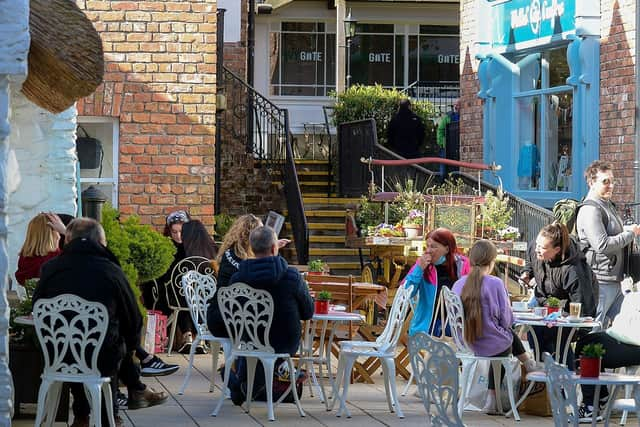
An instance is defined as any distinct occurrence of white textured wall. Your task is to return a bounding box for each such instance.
[7,92,78,284]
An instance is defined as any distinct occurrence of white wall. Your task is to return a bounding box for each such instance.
[219,0,241,43]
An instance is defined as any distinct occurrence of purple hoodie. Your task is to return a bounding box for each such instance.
[452,274,513,357]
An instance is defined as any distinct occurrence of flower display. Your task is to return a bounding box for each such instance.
[366,223,405,237]
[404,209,424,227]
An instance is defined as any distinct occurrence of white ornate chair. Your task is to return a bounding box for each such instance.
[178,271,232,395]
[544,353,580,427]
[33,294,115,427]
[212,282,305,421]
[441,286,521,421]
[331,284,413,418]
[408,332,465,427]
[165,256,214,354]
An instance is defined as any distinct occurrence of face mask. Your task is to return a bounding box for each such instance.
[434,255,446,266]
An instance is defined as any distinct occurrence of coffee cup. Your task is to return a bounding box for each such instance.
[569,302,582,319]
[533,307,548,317]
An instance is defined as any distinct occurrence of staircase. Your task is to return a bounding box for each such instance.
[279,159,368,277]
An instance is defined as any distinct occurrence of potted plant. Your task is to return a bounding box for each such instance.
[477,189,514,239]
[315,290,332,314]
[403,209,424,239]
[308,259,327,275]
[545,296,562,314]
[580,343,606,378]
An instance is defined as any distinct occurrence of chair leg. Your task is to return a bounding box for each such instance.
[491,361,504,414]
[178,336,200,395]
[337,355,356,418]
[380,357,394,413]
[502,360,520,421]
[245,357,258,414]
[88,383,102,427]
[401,371,414,397]
[286,357,306,418]
[102,382,117,427]
[212,355,235,416]
[382,357,404,418]
[458,359,475,420]
[167,311,179,355]
[205,341,222,393]
[329,353,345,411]
[34,379,53,427]
[44,381,63,427]
[262,358,276,422]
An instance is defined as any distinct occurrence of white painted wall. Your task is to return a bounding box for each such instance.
[219,0,242,43]
[7,92,78,287]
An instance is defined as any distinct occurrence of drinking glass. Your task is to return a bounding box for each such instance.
[569,302,582,318]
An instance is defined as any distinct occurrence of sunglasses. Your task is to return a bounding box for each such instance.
[166,210,189,225]
[598,178,614,186]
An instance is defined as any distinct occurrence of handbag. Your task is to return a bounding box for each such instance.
[625,240,640,282]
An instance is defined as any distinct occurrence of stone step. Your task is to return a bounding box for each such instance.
[310,235,347,243]
[303,196,361,205]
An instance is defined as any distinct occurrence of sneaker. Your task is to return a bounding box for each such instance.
[195,341,208,355]
[140,355,179,377]
[178,332,193,354]
[116,390,128,410]
[128,386,169,410]
[577,404,603,423]
[70,415,89,427]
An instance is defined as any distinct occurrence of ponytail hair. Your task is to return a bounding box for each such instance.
[539,222,570,261]
[460,239,497,344]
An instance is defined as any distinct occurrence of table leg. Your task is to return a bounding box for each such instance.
[592,385,601,427]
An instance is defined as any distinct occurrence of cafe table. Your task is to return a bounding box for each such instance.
[298,309,365,410]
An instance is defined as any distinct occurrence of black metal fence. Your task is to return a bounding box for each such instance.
[403,80,460,116]
[221,66,309,263]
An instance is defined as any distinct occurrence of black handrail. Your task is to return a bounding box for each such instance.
[221,66,309,263]
[402,80,460,115]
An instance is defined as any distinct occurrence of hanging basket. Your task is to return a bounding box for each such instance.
[21,0,104,113]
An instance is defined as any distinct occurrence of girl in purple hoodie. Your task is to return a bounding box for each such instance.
[452,240,537,414]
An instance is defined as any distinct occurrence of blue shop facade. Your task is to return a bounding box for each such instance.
[476,0,601,207]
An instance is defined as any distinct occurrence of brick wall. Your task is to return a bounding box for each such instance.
[600,0,637,204]
[459,0,483,167]
[75,0,217,230]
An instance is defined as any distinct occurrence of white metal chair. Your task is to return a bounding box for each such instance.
[331,284,413,418]
[212,282,305,421]
[440,286,521,421]
[544,353,580,427]
[408,332,465,427]
[297,318,331,410]
[178,271,232,395]
[165,256,214,354]
[33,294,115,427]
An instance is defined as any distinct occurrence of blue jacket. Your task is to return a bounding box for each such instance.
[230,256,314,355]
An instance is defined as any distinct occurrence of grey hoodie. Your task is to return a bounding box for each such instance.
[576,194,635,283]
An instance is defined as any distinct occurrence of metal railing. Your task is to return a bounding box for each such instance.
[402,80,460,115]
[221,66,309,263]
[370,144,555,243]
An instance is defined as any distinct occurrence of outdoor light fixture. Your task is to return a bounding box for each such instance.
[343,9,357,88]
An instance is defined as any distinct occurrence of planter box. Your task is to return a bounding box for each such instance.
[10,340,69,421]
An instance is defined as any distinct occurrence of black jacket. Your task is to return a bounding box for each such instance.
[387,110,425,158]
[206,248,242,337]
[33,238,143,374]
[228,256,314,355]
[523,237,599,317]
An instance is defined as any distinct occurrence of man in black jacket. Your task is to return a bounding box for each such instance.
[33,218,163,426]
[387,99,425,159]
[230,226,314,355]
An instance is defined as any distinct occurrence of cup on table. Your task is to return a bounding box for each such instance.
[533,306,548,318]
[511,301,527,312]
[569,302,582,319]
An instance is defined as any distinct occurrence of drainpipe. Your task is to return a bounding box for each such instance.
[635,4,640,220]
[246,0,255,152]
[215,8,226,215]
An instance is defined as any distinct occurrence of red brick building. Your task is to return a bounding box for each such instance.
[76,0,218,229]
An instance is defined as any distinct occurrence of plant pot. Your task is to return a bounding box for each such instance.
[315,300,330,314]
[546,306,561,315]
[404,226,421,239]
[580,356,601,378]
[308,271,324,276]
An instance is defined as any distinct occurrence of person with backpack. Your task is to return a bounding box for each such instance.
[576,160,640,328]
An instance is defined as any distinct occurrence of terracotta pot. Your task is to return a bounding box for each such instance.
[580,356,601,378]
[315,300,330,314]
[546,306,561,315]
[308,271,324,276]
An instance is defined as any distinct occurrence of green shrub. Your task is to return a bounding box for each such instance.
[214,213,235,240]
[102,205,176,315]
[330,85,437,146]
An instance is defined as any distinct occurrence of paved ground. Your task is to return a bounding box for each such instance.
[13,352,629,426]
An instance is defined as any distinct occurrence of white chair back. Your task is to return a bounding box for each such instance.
[217,282,275,353]
[544,353,580,427]
[374,284,413,352]
[182,270,217,336]
[409,332,465,427]
[441,287,473,354]
[166,256,213,310]
[33,294,108,377]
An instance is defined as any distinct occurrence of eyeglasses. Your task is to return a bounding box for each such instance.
[166,210,189,225]
[598,178,614,186]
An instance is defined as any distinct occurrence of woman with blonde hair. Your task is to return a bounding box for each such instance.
[452,239,536,414]
[15,213,65,285]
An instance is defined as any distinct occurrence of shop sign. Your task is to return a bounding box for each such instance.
[492,0,575,47]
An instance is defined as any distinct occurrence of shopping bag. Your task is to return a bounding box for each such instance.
[519,380,552,416]
[143,311,157,354]
[463,360,490,411]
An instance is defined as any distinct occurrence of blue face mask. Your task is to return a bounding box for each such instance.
[434,255,447,265]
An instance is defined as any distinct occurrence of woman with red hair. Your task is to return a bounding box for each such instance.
[403,227,470,336]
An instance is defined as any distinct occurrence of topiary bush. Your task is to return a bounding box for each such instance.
[330,84,437,146]
[102,205,176,315]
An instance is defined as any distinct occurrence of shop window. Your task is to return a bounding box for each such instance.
[76,118,119,207]
[350,23,396,87]
[270,22,336,96]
